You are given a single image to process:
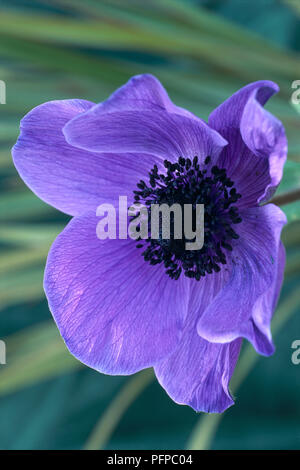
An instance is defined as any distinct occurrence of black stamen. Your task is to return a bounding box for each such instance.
[131,155,242,280]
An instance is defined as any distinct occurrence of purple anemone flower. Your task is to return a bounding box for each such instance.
[12,75,287,413]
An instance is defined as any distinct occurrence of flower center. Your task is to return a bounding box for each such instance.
[132,156,242,280]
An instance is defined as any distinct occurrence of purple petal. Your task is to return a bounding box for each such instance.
[90,73,199,120]
[197,204,287,355]
[209,81,287,206]
[64,108,227,165]
[44,212,190,374]
[12,99,158,215]
[251,242,285,354]
[155,273,242,413]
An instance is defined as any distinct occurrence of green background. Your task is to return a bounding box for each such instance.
[0,0,300,450]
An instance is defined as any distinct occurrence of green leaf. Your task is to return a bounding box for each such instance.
[84,369,154,450]
[0,192,55,221]
[0,266,45,309]
[0,246,48,274]
[0,322,80,396]
[0,223,63,246]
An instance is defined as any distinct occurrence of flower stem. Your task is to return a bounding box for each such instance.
[270,188,300,206]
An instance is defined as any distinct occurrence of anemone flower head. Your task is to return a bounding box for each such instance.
[12,75,287,413]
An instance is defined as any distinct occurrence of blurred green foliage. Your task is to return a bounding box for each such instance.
[0,0,299,450]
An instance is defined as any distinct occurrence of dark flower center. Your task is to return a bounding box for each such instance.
[132,156,242,281]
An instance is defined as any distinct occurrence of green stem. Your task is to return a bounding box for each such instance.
[270,188,300,207]
[83,368,154,450]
